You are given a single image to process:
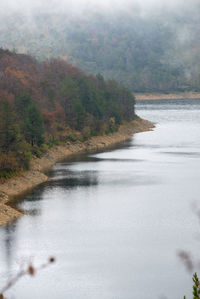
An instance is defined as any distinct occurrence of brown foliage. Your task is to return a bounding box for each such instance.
[0,153,19,173]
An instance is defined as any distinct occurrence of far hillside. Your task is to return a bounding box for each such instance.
[0,1,200,92]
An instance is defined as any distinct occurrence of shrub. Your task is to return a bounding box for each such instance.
[67,133,77,142]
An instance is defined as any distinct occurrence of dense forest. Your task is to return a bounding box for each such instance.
[0,49,135,178]
[0,1,200,92]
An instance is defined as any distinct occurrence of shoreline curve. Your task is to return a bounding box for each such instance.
[0,117,154,226]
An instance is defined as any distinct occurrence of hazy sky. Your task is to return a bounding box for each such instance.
[0,0,195,13]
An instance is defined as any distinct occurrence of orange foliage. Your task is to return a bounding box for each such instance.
[0,90,14,104]
[54,103,65,122]
[5,66,28,86]
[42,104,65,125]
[41,109,56,125]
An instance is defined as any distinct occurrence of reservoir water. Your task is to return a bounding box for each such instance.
[1,99,200,299]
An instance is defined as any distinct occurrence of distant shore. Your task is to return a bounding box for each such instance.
[0,117,154,226]
[135,92,200,101]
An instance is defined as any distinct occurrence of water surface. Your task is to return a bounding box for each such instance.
[0,99,200,299]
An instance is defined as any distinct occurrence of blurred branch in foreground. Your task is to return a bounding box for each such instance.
[0,256,55,299]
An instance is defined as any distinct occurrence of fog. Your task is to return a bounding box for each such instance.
[0,0,199,26]
[0,0,199,15]
[0,0,199,92]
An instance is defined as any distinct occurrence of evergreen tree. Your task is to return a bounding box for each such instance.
[23,104,44,146]
[61,76,79,126]
[15,94,44,146]
[0,101,20,152]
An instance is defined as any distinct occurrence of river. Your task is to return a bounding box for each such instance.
[0,99,200,299]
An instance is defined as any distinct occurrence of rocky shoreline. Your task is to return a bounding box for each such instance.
[135,92,200,101]
[0,118,154,226]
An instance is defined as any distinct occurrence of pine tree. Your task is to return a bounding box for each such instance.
[23,104,44,146]
[192,273,200,299]
[0,101,20,152]
[16,94,44,146]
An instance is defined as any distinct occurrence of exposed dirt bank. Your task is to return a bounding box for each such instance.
[0,118,154,226]
[135,92,200,101]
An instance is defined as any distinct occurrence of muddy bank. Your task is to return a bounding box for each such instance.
[135,92,200,101]
[0,171,48,226]
[0,118,154,226]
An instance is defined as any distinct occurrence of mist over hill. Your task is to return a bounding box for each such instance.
[0,0,200,92]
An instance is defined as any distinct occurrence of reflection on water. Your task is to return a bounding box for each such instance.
[48,169,99,189]
[161,151,200,157]
[0,99,200,299]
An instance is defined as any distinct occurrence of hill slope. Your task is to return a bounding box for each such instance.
[0,49,135,178]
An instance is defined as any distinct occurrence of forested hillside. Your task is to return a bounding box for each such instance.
[0,1,200,92]
[0,49,135,178]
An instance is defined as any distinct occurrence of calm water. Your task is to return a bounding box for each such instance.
[1,99,200,299]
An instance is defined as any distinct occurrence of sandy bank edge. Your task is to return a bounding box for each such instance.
[0,118,154,226]
[135,92,200,101]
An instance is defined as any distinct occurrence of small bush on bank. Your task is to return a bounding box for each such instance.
[67,133,77,142]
